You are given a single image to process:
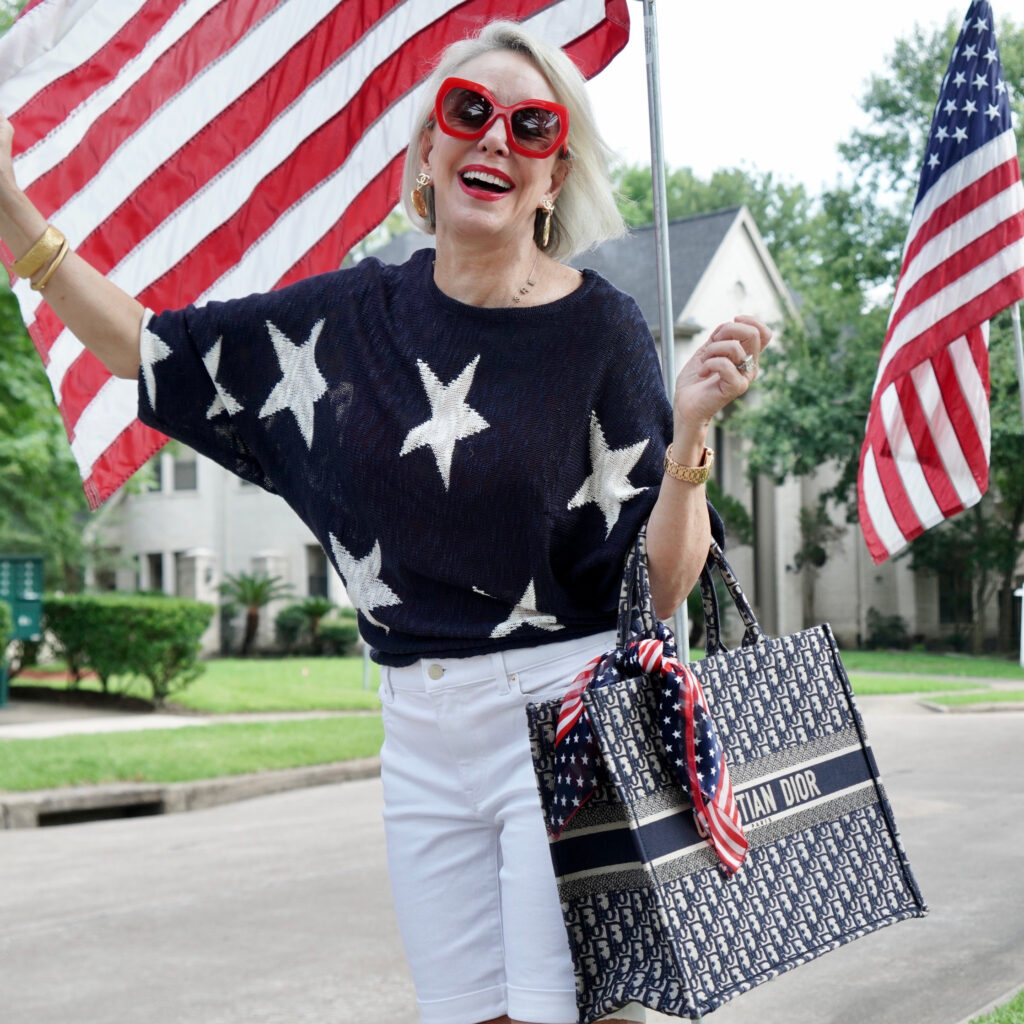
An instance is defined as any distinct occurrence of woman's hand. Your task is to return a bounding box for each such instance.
[0,108,145,379]
[0,110,17,196]
[645,315,772,620]
[672,315,772,439]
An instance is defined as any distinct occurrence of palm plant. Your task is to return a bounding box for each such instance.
[296,596,336,652]
[218,572,293,656]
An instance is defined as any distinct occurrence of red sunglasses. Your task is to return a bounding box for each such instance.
[434,77,569,159]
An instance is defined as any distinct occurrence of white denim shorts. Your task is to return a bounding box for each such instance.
[378,630,645,1024]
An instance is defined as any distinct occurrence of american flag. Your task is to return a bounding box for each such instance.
[0,0,629,510]
[857,0,1024,564]
[553,625,748,875]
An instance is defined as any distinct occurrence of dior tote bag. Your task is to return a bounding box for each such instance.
[526,529,927,1022]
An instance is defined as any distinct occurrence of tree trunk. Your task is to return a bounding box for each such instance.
[241,608,260,657]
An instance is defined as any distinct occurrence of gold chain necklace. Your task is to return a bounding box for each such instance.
[510,249,541,305]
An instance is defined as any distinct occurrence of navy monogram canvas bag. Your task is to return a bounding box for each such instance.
[526,529,927,1022]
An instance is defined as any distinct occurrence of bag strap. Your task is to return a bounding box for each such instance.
[617,526,658,646]
[700,538,767,655]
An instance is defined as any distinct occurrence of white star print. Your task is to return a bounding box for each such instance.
[258,319,327,449]
[963,98,978,116]
[400,355,490,489]
[140,323,171,410]
[943,98,958,115]
[972,72,988,90]
[953,71,967,87]
[984,47,998,65]
[203,339,243,420]
[567,411,649,537]
[963,43,978,60]
[928,153,940,168]
[985,103,1001,121]
[328,534,402,633]
[953,125,968,143]
[479,579,564,639]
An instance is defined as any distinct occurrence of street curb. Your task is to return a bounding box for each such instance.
[0,757,381,829]
[953,979,1024,1024]
[919,700,1024,714]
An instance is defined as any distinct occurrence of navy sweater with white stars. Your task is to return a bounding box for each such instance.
[138,248,722,666]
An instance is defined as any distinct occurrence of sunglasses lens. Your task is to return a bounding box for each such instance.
[511,107,562,150]
[441,87,492,132]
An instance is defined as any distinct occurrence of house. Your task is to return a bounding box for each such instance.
[87,206,966,653]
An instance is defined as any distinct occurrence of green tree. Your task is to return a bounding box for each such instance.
[0,285,91,589]
[218,572,293,656]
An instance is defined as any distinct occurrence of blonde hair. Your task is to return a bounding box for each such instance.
[400,20,625,260]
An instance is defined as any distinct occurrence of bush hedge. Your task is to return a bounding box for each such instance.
[45,593,215,704]
[0,599,12,644]
[318,619,360,655]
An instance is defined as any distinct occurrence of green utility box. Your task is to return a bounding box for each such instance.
[0,555,44,708]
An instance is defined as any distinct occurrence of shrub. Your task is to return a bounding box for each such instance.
[44,594,215,704]
[318,619,360,656]
[865,608,911,650]
[42,595,92,686]
[0,600,12,679]
[275,603,308,653]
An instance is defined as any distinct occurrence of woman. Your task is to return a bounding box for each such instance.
[0,19,768,1024]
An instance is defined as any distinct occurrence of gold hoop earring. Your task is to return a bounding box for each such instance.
[411,172,434,226]
[539,199,555,250]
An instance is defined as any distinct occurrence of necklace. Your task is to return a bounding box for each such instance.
[431,249,541,306]
[510,249,541,305]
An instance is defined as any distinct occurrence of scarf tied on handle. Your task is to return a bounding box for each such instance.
[552,619,748,875]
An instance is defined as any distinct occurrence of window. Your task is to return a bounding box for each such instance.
[94,547,119,591]
[173,457,197,491]
[174,551,194,597]
[146,553,164,593]
[307,545,329,598]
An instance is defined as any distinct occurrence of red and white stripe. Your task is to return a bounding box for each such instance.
[0,0,629,509]
[555,653,602,745]
[858,128,1024,563]
[675,661,747,874]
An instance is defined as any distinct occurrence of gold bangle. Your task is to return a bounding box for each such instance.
[13,224,66,279]
[663,443,715,485]
[30,237,70,291]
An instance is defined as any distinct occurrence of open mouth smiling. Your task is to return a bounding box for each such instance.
[459,168,514,195]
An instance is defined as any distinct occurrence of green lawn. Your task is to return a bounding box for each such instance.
[927,689,1024,707]
[839,649,1024,680]
[0,716,383,791]
[972,988,1024,1024]
[19,649,1024,709]
[19,656,383,712]
[845,674,986,696]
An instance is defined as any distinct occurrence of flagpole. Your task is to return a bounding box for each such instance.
[636,0,690,661]
[1011,303,1024,425]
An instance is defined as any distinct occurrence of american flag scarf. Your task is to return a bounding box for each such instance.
[553,618,748,876]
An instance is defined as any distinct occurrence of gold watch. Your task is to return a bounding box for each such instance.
[663,444,714,485]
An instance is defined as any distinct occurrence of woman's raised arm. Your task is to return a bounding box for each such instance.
[0,112,144,380]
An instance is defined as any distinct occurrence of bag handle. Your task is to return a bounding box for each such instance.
[618,526,766,653]
[616,526,659,647]
[700,538,766,655]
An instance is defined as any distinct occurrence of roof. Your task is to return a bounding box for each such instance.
[570,206,741,325]
[365,205,748,326]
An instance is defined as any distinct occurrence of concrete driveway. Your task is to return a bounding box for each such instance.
[0,696,1021,1024]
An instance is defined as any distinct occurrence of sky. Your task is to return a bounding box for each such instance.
[585,0,984,194]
